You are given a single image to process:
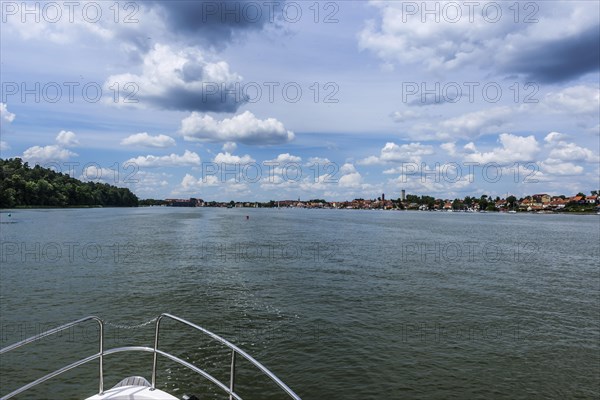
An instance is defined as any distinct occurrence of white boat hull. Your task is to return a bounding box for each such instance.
[85,377,178,400]
[85,384,178,400]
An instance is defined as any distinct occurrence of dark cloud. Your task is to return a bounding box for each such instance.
[408,94,461,107]
[118,29,154,53]
[502,24,600,83]
[146,87,247,113]
[146,0,282,47]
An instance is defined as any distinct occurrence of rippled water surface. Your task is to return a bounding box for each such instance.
[1,208,599,399]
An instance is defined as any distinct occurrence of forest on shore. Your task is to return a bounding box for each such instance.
[0,158,138,208]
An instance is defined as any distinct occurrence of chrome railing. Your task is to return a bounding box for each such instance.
[0,316,104,399]
[0,313,301,400]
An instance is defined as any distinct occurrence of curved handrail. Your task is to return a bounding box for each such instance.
[0,346,242,400]
[0,353,100,400]
[0,315,104,397]
[0,314,301,400]
[154,349,243,400]
[103,347,243,400]
[153,313,301,400]
[0,316,102,355]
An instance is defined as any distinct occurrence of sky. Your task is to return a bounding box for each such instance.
[1,0,599,201]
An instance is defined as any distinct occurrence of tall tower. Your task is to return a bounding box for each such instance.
[401,189,406,201]
[382,193,385,201]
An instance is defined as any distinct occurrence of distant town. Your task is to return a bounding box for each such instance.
[141,191,600,213]
[1,160,597,213]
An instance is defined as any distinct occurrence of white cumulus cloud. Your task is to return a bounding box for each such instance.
[440,142,457,156]
[359,142,434,165]
[105,43,244,112]
[540,160,584,176]
[126,150,201,167]
[22,130,82,162]
[358,1,516,70]
[56,130,79,147]
[543,85,600,115]
[265,153,302,164]
[180,111,295,145]
[463,133,540,164]
[1,103,15,123]
[121,132,176,148]
[544,131,568,143]
[175,173,250,195]
[547,142,598,163]
[22,145,77,163]
[440,107,513,138]
[213,152,255,164]
[338,163,363,188]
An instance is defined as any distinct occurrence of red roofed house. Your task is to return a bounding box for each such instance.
[586,195,598,204]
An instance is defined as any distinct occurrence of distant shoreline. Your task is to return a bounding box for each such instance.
[1,205,118,209]
[1,207,598,215]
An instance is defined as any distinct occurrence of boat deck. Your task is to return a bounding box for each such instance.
[85,385,178,400]
[85,376,178,400]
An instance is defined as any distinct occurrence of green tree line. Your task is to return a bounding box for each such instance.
[0,158,138,208]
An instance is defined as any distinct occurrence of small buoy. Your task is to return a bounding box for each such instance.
[246,216,249,220]
[7,213,11,217]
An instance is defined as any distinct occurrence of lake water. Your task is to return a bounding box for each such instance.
[0,208,598,399]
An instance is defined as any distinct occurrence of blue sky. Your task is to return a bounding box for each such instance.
[1,0,599,201]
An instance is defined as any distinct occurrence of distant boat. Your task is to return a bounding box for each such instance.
[508,210,517,214]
